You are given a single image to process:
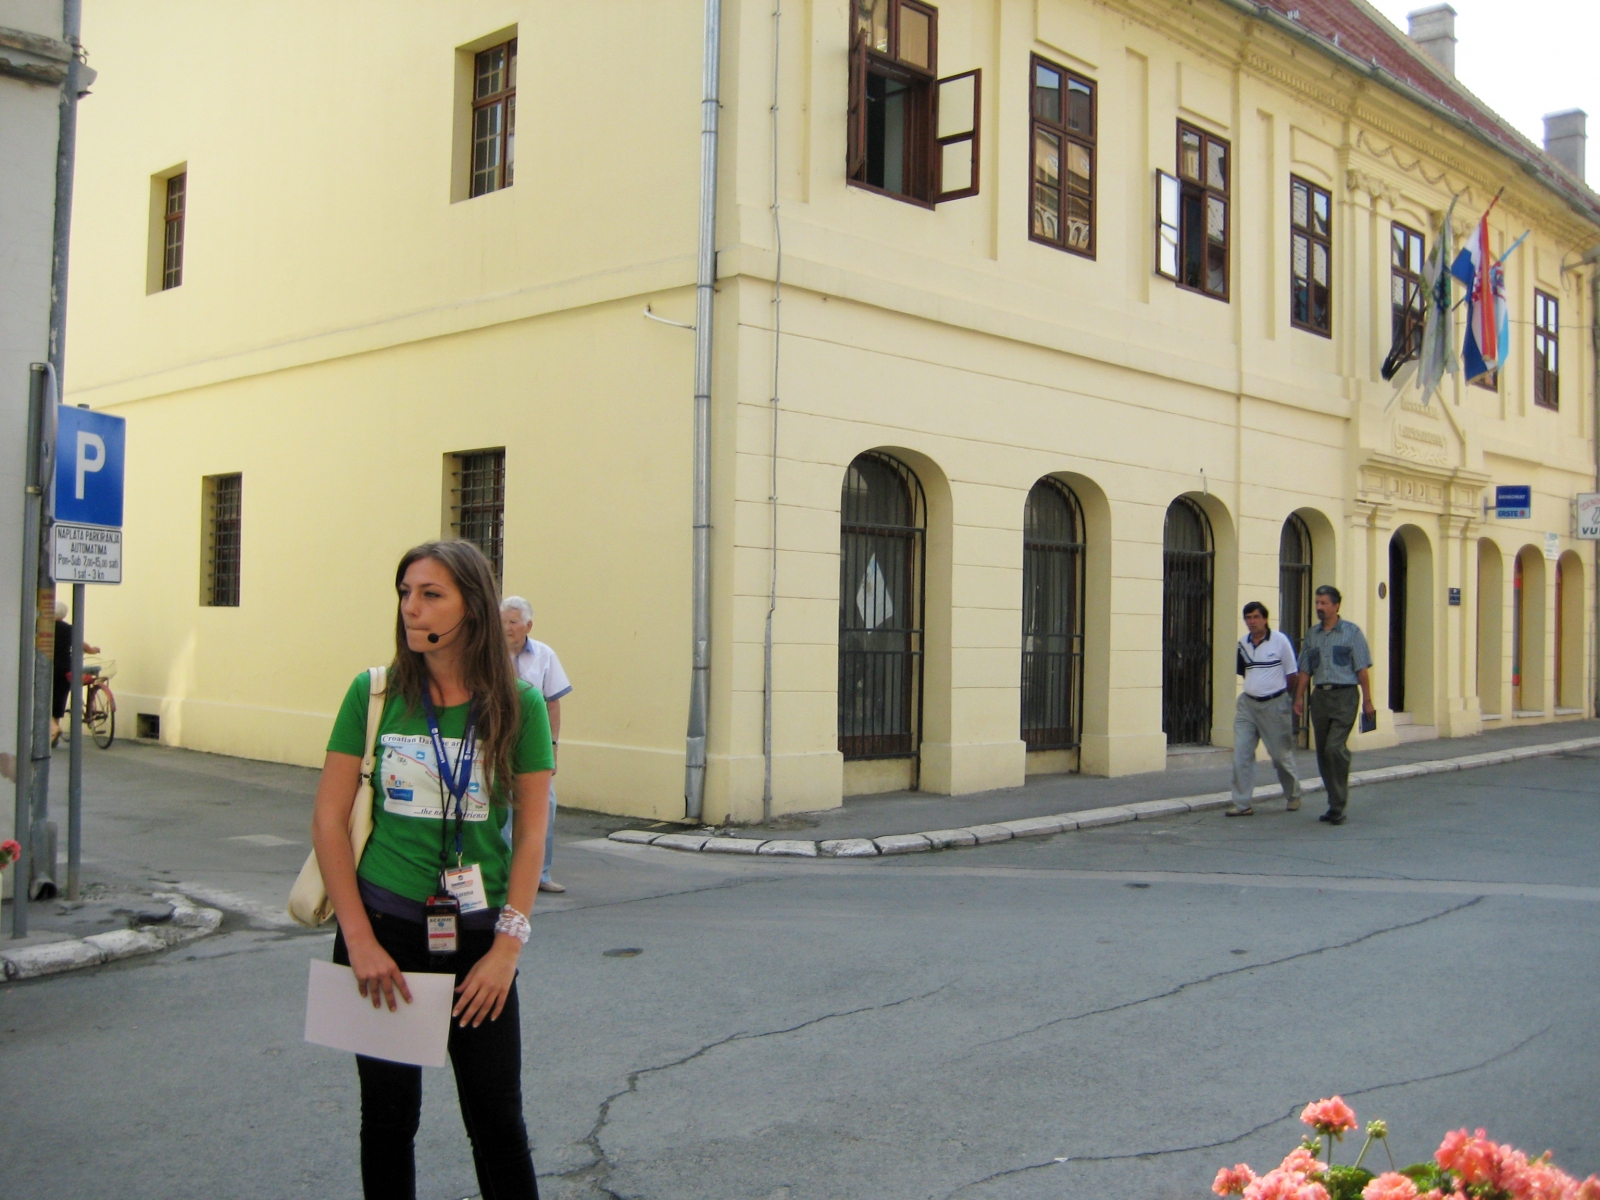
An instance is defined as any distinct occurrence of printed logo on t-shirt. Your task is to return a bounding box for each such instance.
[380,734,490,821]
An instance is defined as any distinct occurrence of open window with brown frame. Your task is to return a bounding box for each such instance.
[1389,222,1426,370]
[1534,289,1559,410]
[1156,124,1229,299]
[1028,56,1095,257]
[847,0,979,207]
[469,39,516,197]
[1290,176,1331,336]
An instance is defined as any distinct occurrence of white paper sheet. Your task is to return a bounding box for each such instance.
[304,960,455,1068]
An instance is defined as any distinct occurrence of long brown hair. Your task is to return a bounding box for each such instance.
[389,540,523,805]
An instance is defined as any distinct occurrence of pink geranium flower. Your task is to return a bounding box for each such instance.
[1301,1097,1359,1137]
[1215,1165,1258,1196]
[1280,1147,1323,1179]
[1245,1166,1330,1200]
[1363,1173,1419,1200]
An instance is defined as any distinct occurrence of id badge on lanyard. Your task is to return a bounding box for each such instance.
[423,693,479,958]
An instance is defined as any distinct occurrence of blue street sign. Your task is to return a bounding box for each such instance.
[53,406,125,529]
[1494,485,1531,520]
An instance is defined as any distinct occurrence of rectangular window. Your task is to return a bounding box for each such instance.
[1389,222,1426,369]
[847,0,980,206]
[1290,176,1331,336]
[470,39,516,197]
[202,473,242,607]
[1175,123,1228,299]
[1029,56,1095,257]
[1534,290,1559,410]
[449,450,505,577]
[162,172,186,290]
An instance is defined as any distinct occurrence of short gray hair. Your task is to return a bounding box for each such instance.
[500,595,533,622]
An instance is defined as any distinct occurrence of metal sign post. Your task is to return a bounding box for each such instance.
[51,405,125,904]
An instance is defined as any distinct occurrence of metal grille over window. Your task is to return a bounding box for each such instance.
[163,173,186,290]
[1534,290,1559,410]
[205,473,242,607]
[1029,57,1095,257]
[1390,223,1426,368]
[1162,497,1213,745]
[838,453,924,760]
[1021,479,1084,751]
[1167,124,1228,299]
[471,39,517,197]
[452,450,506,577]
[1279,513,1313,747]
[1290,177,1331,335]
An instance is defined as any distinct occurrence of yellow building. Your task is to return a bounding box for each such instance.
[65,0,1600,824]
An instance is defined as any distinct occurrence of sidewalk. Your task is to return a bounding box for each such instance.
[723,717,1600,843]
[0,883,222,980]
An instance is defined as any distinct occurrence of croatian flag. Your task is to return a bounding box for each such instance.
[1450,214,1505,383]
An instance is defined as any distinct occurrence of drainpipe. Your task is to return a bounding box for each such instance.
[684,0,722,822]
[1586,248,1600,718]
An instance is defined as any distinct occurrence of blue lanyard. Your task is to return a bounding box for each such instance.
[422,692,478,871]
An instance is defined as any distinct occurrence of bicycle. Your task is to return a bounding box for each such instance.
[78,657,117,749]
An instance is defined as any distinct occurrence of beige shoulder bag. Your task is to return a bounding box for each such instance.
[287,666,387,927]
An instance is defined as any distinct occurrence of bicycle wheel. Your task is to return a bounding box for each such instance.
[87,685,116,749]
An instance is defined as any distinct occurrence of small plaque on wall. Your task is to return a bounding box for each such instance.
[1448,587,1461,606]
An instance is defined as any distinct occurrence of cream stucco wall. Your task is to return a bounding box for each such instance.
[64,0,1599,825]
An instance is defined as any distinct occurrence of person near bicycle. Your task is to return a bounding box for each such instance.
[52,599,100,747]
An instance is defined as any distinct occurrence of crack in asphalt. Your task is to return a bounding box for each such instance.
[550,983,953,1197]
[940,1025,1550,1197]
[963,896,1485,1056]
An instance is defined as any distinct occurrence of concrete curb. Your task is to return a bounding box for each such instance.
[607,736,1600,862]
[0,892,223,982]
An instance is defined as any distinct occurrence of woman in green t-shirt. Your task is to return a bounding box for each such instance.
[311,539,553,1200]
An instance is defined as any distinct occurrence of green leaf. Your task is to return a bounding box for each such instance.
[1325,1164,1376,1200]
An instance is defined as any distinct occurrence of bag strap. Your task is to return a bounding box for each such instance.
[360,666,387,785]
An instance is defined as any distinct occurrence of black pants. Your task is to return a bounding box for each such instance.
[333,910,539,1200]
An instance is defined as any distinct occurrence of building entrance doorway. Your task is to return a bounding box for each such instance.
[1389,533,1408,712]
[1162,497,1213,745]
[1279,514,1314,747]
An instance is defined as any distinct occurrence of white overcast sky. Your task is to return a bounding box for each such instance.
[1365,0,1599,188]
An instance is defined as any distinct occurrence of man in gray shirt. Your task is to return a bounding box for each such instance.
[1293,585,1377,825]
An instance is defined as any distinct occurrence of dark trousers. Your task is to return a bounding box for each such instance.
[333,910,539,1200]
[1309,685,1360,817]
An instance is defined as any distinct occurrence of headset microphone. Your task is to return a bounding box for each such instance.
[426,617,466,644]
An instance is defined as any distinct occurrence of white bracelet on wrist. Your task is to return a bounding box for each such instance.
[494,903,531,945]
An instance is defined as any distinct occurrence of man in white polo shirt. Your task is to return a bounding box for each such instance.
[1227,600,1304,817]
[501,595,573,892]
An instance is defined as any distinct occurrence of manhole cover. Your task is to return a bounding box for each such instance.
[1124,882,1150,889]
[603,948,643,958]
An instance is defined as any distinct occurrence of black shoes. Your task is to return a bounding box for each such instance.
[1318,812,1346,825]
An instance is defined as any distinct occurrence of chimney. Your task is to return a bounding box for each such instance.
[1407,5,1457,77]
[1543,110,1587,182]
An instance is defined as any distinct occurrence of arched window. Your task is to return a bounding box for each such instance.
[838,453,925,760]
[1278,514,1313,655]
[1021,479,1085,750]
[1162,497,1213,745]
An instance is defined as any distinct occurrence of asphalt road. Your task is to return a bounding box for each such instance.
[2,742,1596,1199]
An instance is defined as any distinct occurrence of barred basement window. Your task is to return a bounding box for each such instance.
[449,450,505,577]
[202,473,242,607]
[1534,290,1559,410]
[838,452,925,761]
[470,39,516,197]
[1021,479,1085,751]
[1290,176,1331,336]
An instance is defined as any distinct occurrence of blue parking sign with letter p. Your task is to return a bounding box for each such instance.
[54,406,126,529]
